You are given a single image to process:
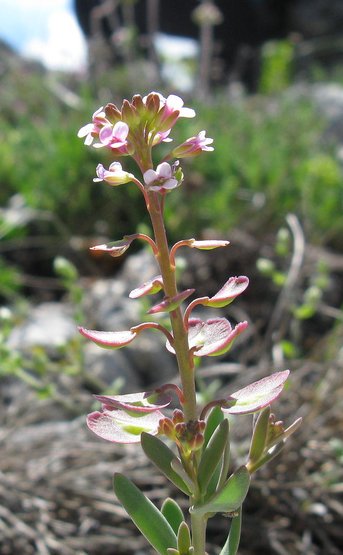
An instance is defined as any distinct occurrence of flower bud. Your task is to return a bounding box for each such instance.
[172,130,214,158]
[94,162,134,186]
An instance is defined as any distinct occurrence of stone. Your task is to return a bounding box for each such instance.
[83,342,140,391]
[7,302,77,354]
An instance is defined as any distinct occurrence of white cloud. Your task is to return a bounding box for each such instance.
[22,9,87,72]
[8,0,68,9]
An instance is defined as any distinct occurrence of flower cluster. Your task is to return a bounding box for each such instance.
[78,92,212,190]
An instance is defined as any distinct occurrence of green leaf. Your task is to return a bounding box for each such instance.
[161,498,185,535]
[248,441,285,473]
[191,466,250,516]
[219,507,242,555]
[141,433,192,495]
[177,521,192,554]
[198,419,229,494]
[204,406,224,447]
[293,303,316,320]
[171,458,195,494]
[113,473,177,555]
[248,406,270,464]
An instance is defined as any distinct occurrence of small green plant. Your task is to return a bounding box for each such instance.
[257,216,333,358]
[259,39,295,94]
[0,257,94,407]
[77,92,301,554]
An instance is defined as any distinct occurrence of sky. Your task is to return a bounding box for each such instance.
[0,0,87,71]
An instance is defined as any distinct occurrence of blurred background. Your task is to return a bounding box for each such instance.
[0,1,343,554]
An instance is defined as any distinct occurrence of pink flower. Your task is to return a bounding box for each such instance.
[86,389,171,443]
[87,408,164,443]
[144,92,195,119]
[223,370,290,415]
[172,130,214,158]
[79,326,137,349]
[184,276,249,325]
[77,106,108,145]
[94,121,129,153]
[94,161,134,186]
[152,129,173,146]
[166,317,248,357]
[144,92,196,134]
[94,391,171,413]
[162,94,196,119]
[143,162,180,192]
[148,289,195,314]
[129,275,164,298]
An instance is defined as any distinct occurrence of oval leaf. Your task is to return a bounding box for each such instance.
[161,498,185,535]
[177,521,192,553]
[248,406,271,464]
[204,406,224,447]
[191,466,250,516]
[219,508,242,555]
[113,473,177,554]
[198,419,229,494]
[141,433,192,495]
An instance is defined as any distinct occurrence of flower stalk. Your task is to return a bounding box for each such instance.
[147,190,197,422]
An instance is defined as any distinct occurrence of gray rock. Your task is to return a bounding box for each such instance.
[83,342,141,391]
[125,331,177,385]
[311,83,343,122]
[85,278,140,330]
[7,302,77,354]
[85,250,159,330]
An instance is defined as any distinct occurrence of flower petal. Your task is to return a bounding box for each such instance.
[90,237,134,257]
[166,318,248,357]
[156,162,172,178]
[129,275,164,298]
[206,276,249,308]
[94,391,171,413]
[189,239,230,250]
[87,409,164,443]
[149,178,178,191]
[148,289,195,314]
[113,121,129,140]
[78,327,137,348]
[77,123,94,138]
[223,370,290,415]
[143,169,158,185]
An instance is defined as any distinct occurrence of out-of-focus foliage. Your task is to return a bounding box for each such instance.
[1,57,343,267]
[259,39,295,94]
[167,97,343,245]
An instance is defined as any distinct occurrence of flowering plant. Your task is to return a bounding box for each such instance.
[78,92,301,555]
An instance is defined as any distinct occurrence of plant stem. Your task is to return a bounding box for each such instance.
[147,191,197,422]
[191,512,207,555]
